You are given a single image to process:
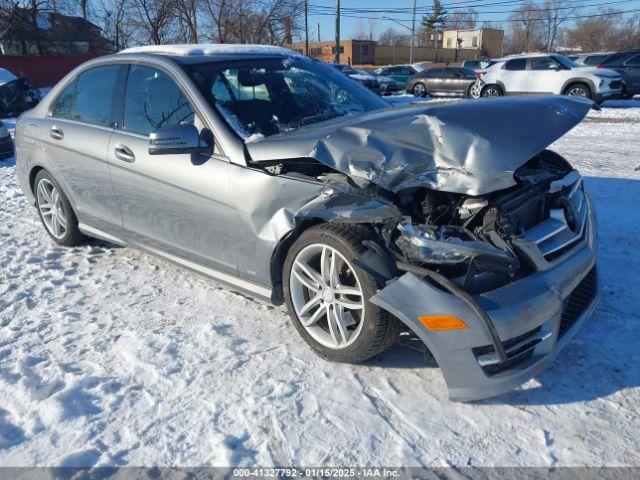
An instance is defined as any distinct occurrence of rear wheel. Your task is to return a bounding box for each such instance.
[283,224,400,362]
[564,82,592,99]
[34,170,84,246]
[412,82,427,98]
[481,84,504,97]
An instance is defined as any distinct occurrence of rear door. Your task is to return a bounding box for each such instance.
[424,68,444,94]
[107,63,238,273]
[39,64,124,234]
[499,58,528,93]
[442,68,470,95]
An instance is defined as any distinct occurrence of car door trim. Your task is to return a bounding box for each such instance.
[141,244,272,300]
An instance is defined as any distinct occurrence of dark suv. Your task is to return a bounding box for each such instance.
[599,50,640,98]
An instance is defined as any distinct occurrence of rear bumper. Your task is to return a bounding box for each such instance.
[371,194,599,402]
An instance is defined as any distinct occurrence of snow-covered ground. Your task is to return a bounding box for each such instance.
[1,105,639,467]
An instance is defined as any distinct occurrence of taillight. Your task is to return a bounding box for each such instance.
[477,71,486,78]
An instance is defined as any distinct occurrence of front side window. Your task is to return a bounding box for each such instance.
[186,56,387,139]
[50,65,120,126]
[123,65,195,136]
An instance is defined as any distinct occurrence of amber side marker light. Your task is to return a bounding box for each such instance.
[418,315,468,331]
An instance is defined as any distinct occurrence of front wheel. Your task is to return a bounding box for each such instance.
[564,83,592,99]
[283,224,400,362]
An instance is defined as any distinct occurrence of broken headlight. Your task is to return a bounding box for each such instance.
[395,220,517,270]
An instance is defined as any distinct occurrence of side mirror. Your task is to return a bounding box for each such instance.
[148,124,211,156]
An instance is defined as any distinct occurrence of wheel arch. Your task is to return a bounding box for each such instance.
[561,78,595,95]
[269,217,325,305]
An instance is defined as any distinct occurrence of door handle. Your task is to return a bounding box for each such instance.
[50,126,64,140]
[114,144,135,163]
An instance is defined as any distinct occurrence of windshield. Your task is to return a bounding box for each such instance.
[551,55,580,69]
[187,57,387,139]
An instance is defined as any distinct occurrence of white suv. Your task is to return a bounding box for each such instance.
[476,53,622,104]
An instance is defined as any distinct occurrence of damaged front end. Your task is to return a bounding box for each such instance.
[247,96,598,401]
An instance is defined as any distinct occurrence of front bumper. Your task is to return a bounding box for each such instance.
[593,88,621,103]
[371,193,599,402]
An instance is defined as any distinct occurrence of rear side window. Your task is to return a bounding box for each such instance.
[442,68,459,79]
[424,68,443,78]
[73,66,119,126]
[504,59,527,71]
[123,65,195,136]
[51,82,75,118]
[50,65,120,126]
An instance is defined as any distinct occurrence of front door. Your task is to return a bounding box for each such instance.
[107,64,238,273]
[528,56,562,94]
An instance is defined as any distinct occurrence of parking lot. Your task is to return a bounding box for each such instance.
[0,98,639,467]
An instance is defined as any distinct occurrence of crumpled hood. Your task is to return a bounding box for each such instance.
[246,96,592,195]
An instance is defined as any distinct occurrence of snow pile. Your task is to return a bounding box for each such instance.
[0,111,639,467]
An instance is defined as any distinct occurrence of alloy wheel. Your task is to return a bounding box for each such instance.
[483,86,501,97]
[567,86,588,97]
[36,178,68,239]
[413,83,427,97]
[289,244,365,349]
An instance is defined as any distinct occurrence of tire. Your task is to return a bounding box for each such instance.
[412,82,428,98]
[481,84,504,97]
[34,170,85,246]
[283,224,400,363]
[564,82,592,99]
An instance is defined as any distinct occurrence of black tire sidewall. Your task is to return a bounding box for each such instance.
[413,83,427,97]
[482,85,503,97]
[34,170,82,246]
[283,226,391,362]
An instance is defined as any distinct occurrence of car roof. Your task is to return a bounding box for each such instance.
[494,52,561,61]
[119,44,299,57]
[115,44,303,65]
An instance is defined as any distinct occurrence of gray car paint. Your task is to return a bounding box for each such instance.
[14,50,598,401]
[246,95,592,196]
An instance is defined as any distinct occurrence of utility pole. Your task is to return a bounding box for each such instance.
[410,0,416,63]
[304,0,309,55]
[318,22,321,42]
[335,0,340,64]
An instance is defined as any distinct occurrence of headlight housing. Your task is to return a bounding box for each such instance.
[395,220,518,271]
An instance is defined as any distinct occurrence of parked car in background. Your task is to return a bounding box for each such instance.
[14,44,599,401]
[567,52,612,67]
[330,63,380,93]
[406,67,477,97]
[0,77,42,117]
[0,120,13,159]
[477,53,622,103]
[356,69,399,95]
[375,64,426,88]
[598,50,640,98]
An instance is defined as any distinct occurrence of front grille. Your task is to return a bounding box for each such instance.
[559,267,597,337]
[610,80,622,89]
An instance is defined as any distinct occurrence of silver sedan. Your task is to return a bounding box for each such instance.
[15,45,599,401]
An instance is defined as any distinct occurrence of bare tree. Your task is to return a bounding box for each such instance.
[505,1,546,53]
[175,0,199,43]
[540,1,579,51]
[131,0,176,44]
[447,9,478,30]
[377,26,409,47]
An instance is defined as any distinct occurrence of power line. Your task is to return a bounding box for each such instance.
[307,5,640,24]
[308,0,640,16]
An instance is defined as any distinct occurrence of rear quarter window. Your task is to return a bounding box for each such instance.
[504,59,527,71]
